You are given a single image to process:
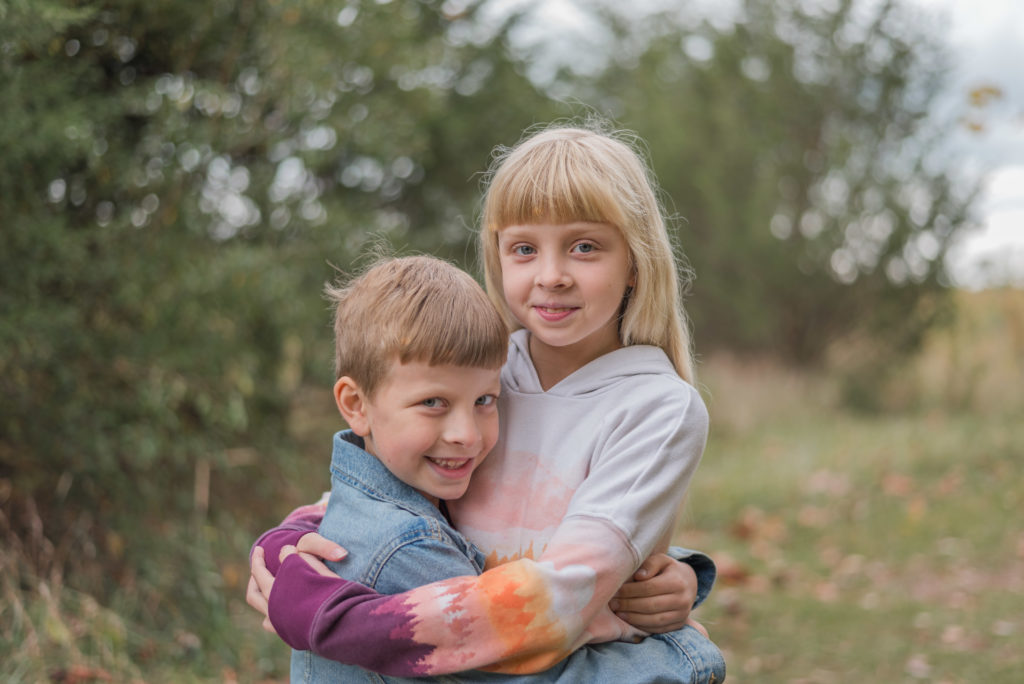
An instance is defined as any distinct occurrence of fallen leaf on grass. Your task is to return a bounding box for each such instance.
[882,473,913,497]
[714,552,751,586]
[814,581,839,603]
[730,506,787,543]
[49,666,113,683]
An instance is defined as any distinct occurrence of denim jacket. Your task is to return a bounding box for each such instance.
[290,431,725,683]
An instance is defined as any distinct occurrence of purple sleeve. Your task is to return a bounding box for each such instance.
[268,554,435,676]
[249,501,326,574]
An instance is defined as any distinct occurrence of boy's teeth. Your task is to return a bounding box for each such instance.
[430,457,464,469]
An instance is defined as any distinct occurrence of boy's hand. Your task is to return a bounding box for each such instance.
[609,553,700,633]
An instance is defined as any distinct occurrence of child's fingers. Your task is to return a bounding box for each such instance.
[612,606,689,633]
[632,553,675,581]
[684,618,708,638]
[249,547,276,604]
[296,532,348,561]
[611,591,678,615]
[611,557,700,633]
[245,575,268,615]
[297,551,341,578]
[614,577,656,600]
[278,544,298,564]
[247,575,280,636]
[615,570,679,600]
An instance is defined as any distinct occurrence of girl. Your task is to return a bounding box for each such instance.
[249,123,724,680]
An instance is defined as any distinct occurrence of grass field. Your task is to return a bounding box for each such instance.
[682,289,1024,683]
[3,290,1022,682]
[683,367,1023,682]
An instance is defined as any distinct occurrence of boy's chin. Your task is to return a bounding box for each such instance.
[434,483,470,500]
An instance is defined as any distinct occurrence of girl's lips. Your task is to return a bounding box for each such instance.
[533,305,577,322]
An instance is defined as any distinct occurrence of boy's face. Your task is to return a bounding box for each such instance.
[345,360,502,505]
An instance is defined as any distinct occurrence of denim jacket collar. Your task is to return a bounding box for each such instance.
[329,430,443,522]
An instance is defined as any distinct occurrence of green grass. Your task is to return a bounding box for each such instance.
[678,351,1024,683]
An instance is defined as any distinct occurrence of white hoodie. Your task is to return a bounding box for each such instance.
[450,328,709,644]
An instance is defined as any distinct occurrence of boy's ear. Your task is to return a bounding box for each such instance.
[334,377,370,436]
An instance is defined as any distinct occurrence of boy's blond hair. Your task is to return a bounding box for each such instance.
[478,123,696,384]
[326,255,509,397]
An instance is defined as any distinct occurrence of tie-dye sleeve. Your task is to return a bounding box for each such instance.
[268,519,640,676]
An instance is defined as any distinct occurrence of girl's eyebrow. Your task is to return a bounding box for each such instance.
[496,227,534,242]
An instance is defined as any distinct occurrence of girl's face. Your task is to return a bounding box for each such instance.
[497,221,635,371]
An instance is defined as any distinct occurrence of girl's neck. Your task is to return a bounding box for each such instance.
[527,331,623,391]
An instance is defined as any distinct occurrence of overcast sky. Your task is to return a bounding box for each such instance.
[911,0,1024,288]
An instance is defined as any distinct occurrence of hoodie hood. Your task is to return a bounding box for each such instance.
[502,329,679,396]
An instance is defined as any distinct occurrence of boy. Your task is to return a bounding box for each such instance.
[257,255,722,682]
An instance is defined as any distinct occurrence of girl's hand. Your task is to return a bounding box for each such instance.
[246,537,346,634]
[294,532,348,562]
[246,546,278,634]
[609,553,699,633]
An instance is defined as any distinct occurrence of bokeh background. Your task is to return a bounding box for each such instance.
[2,0,1021,681]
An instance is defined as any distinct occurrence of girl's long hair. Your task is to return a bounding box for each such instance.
[478,122,696,384]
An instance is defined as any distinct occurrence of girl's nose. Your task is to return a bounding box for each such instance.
[535,255,571,289]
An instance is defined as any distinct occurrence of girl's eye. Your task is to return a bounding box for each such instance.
[421,397,443,408]
[512,245,536,256]
[475,394,497,407]
[571,242,596,254]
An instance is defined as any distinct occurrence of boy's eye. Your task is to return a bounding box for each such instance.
[475,394,497,407]
[421,397,443,408]
[512,245,536,256]
[571,242,596,254]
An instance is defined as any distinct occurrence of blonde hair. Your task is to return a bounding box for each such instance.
[327,255,508,396]
[478,123,696,384]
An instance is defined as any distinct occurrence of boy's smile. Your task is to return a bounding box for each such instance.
[338,361,501,505]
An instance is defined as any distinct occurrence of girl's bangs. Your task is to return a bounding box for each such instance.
[488,149,624,230]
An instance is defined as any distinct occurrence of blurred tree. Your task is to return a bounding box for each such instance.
[0,0,553,668]
[564,0,975,376]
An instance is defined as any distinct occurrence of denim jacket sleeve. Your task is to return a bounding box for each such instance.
[667,545,717,608]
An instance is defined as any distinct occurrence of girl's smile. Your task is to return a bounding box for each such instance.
[497,221,635,388]
[533,304,579,321]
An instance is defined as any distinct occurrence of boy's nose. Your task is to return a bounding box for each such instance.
[443,410,482,448]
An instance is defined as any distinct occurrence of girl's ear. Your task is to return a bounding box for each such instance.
[334,377,370,436]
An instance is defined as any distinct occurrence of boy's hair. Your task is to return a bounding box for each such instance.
[326,255,509,397]
[478,122,697,384]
